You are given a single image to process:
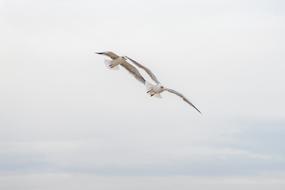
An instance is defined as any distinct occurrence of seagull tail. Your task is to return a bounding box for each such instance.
[145,81,155,91]
[104,59,119,70]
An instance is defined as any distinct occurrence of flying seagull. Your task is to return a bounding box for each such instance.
[96,51,146,84]
[125,56,201,114]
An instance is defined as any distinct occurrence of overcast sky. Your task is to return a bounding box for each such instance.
[0,0,285,189]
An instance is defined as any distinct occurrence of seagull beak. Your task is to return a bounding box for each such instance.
[95,52,105,55]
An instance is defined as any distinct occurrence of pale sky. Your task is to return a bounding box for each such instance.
[0,0,285,189]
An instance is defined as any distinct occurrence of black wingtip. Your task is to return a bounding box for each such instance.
[193,106,202,115]
[188,105,202,115]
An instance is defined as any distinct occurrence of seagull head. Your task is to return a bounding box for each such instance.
[156,84,165,91]
[157,83,164,88]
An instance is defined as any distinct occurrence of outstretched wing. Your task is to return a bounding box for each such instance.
[165,88,201,114]
[120,61,146,84]
[125,56,160,84]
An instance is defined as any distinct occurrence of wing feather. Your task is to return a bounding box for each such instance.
[120,61,146,84]
[165,88,201,114]
[125,56,160,84]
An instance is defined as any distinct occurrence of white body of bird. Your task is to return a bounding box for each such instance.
[104,57,126,70]
[145,82,164,98]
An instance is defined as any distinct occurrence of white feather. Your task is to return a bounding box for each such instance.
[104,59,119,70]
[153,93,162,98]
[145,81,155,91]
[104,59,112,67]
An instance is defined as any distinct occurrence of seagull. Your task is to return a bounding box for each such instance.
[96,51,146,84]
[124,56,202,114]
